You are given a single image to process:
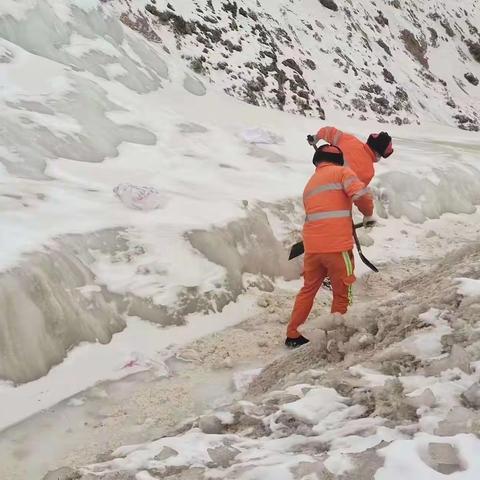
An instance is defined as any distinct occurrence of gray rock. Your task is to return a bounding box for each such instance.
[435,406,474,436]
[207,445,240,467]
[428,442,462,474]
[264,393,301,406]
[154,446,179,461]
[462,382,480,409]
[43,468,81,480]
[425,345,471,375]
[84,474,135,480]
[464,72,479,86]
[199,415,224,434]
[318,0,338,12]
[451,345,472,374]
[292,461,330,478]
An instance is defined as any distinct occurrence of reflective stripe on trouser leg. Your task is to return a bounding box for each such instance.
[342,251,353,306]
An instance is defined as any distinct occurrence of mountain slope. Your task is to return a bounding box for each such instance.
[120,0,480,129]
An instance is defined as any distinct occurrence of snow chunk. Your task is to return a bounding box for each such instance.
[455,278,480,297]
[281,386,348,425]
[213,411,235,425]
[396,309,452,360]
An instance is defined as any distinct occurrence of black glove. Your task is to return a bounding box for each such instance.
[307,134,316,145]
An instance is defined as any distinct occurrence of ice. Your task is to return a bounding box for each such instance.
[375,165,480,224]
[188,208,298,300]
[0,231,126,385]
[183,73,206,96]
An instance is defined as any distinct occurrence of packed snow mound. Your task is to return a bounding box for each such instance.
[74,242,480,480]
[120,0,480,130]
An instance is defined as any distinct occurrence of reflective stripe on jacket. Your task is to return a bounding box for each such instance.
[315,126,376,186]
[302,163,373,253]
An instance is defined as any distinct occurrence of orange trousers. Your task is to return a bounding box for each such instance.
[287,251,355,338]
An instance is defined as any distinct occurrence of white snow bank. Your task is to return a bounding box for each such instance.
[0,295,256,431]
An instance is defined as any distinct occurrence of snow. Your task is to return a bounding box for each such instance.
[233,368,263,392]
[377,433,480,480]
[0,0,480,478]
[0,294,256,431]
[241,128,284,145]
[455,278,480,297]
[281,387,349,425]
[396,309,452,360]
[2,8,479,394]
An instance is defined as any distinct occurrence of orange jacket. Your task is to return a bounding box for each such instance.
[315,126,377,186]
[303,163,373,253]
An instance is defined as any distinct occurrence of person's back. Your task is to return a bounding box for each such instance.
[303,162,370,254]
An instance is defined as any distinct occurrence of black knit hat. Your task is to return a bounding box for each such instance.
[313,144,344,166]
[367,132,393,158]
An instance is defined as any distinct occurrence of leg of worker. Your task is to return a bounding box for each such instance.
[287,253,327,338]
[328,251,356,315]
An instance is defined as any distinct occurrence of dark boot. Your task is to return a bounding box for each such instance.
[285,335,310,348]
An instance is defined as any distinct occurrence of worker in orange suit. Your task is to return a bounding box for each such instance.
[307,127,393,294]
[307,127,394,186]
[285,144,374,348]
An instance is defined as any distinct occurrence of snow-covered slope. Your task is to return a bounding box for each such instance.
[119,0,480,130]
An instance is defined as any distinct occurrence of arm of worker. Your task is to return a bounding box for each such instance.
[341,168,374,218]
[312,126,344,146]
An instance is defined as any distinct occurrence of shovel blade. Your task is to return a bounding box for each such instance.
[289,241,304,260]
